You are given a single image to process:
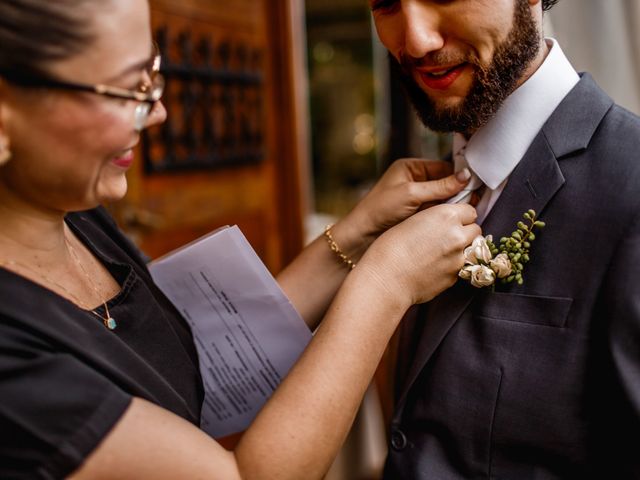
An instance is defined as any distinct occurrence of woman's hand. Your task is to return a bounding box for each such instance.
[331,159,471,262]
[357,203,481,306]
[277,158,470,330]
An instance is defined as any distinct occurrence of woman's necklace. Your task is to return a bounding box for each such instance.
[0,236,117,330]
[65,236,118,330]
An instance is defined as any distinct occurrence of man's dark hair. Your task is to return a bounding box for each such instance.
[542,0,560,11]
[0,0,97,76]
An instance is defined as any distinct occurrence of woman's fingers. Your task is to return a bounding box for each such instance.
[337,159,471,248]
[396,159,452,182]
[455,203,480,226]
[423,160,454,180]
[412,168,471,203]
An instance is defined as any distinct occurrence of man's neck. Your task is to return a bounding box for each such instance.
[516,37,551,92]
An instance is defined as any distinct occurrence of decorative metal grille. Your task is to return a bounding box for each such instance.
[142,26,265,173]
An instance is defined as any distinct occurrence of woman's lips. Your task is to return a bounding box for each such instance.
[417,64,466,91]
[111,150,134,169]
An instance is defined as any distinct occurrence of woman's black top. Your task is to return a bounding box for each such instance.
[0,208,204,479]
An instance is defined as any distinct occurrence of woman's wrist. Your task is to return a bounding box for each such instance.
[345,254,413,314]
[328,214,377,265]
[323,225,357,270]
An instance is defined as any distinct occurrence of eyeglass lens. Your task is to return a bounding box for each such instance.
[133,54,163,130]
[134,103,152,131]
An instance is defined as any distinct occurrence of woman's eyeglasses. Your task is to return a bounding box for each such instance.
[0,52,164,131]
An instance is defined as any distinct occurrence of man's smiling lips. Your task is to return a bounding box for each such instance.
[415,63,467,91]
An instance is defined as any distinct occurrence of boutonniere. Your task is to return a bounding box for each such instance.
[459,209,545,289]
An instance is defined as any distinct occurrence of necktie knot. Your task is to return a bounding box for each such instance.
[468,183,486,208]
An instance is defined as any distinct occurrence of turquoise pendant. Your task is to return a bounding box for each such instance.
[104,317,117,330]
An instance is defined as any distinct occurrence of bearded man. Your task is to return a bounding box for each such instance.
[372,0,640,478]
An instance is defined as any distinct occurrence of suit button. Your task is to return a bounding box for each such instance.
[390,428,407,451]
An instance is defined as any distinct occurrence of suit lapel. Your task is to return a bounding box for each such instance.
[396,134,565,410]
[480,133,565,238]
[395,74,614,413]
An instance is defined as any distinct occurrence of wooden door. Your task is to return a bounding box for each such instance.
[110,0,309,272]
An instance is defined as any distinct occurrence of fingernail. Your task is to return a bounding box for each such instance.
[456,168,471,182]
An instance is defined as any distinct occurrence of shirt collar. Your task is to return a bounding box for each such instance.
[453,38,580,190]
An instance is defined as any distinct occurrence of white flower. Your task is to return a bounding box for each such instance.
[470,264,496,288]
[458,265,474,280]
[458,264,496,288]
[463,235,493,265]
[489,253,512,279]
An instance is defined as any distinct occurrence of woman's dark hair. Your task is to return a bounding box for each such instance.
[0,0,96,75]
[542,0,560,11]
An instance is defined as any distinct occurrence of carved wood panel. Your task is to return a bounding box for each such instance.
[143,27,265,172]
[112,0,309,275]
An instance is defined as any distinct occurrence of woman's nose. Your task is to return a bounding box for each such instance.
[145,100,167,128]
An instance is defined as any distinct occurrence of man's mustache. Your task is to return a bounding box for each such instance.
[398,51,476,70]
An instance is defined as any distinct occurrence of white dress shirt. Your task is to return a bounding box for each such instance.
[453,38,580,223]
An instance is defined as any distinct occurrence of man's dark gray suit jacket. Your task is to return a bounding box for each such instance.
[383,74,640,479]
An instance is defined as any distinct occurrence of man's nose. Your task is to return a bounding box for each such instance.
[400,2,445,60]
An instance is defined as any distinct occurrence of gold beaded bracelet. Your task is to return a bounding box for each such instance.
[324,224,356,270]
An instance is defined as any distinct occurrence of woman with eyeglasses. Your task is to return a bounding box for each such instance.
[0,1,480,478]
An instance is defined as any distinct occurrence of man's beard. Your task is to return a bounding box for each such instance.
[392,0,541,135]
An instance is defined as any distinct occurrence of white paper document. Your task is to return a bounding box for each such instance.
[149,226,312,438]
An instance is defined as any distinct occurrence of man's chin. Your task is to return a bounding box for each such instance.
[412,99,479,135]
[429,97,467,115]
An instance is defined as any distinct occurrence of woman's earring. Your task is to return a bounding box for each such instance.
[0,138,11,166]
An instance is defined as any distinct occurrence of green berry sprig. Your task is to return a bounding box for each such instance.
[487,209,545,285]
